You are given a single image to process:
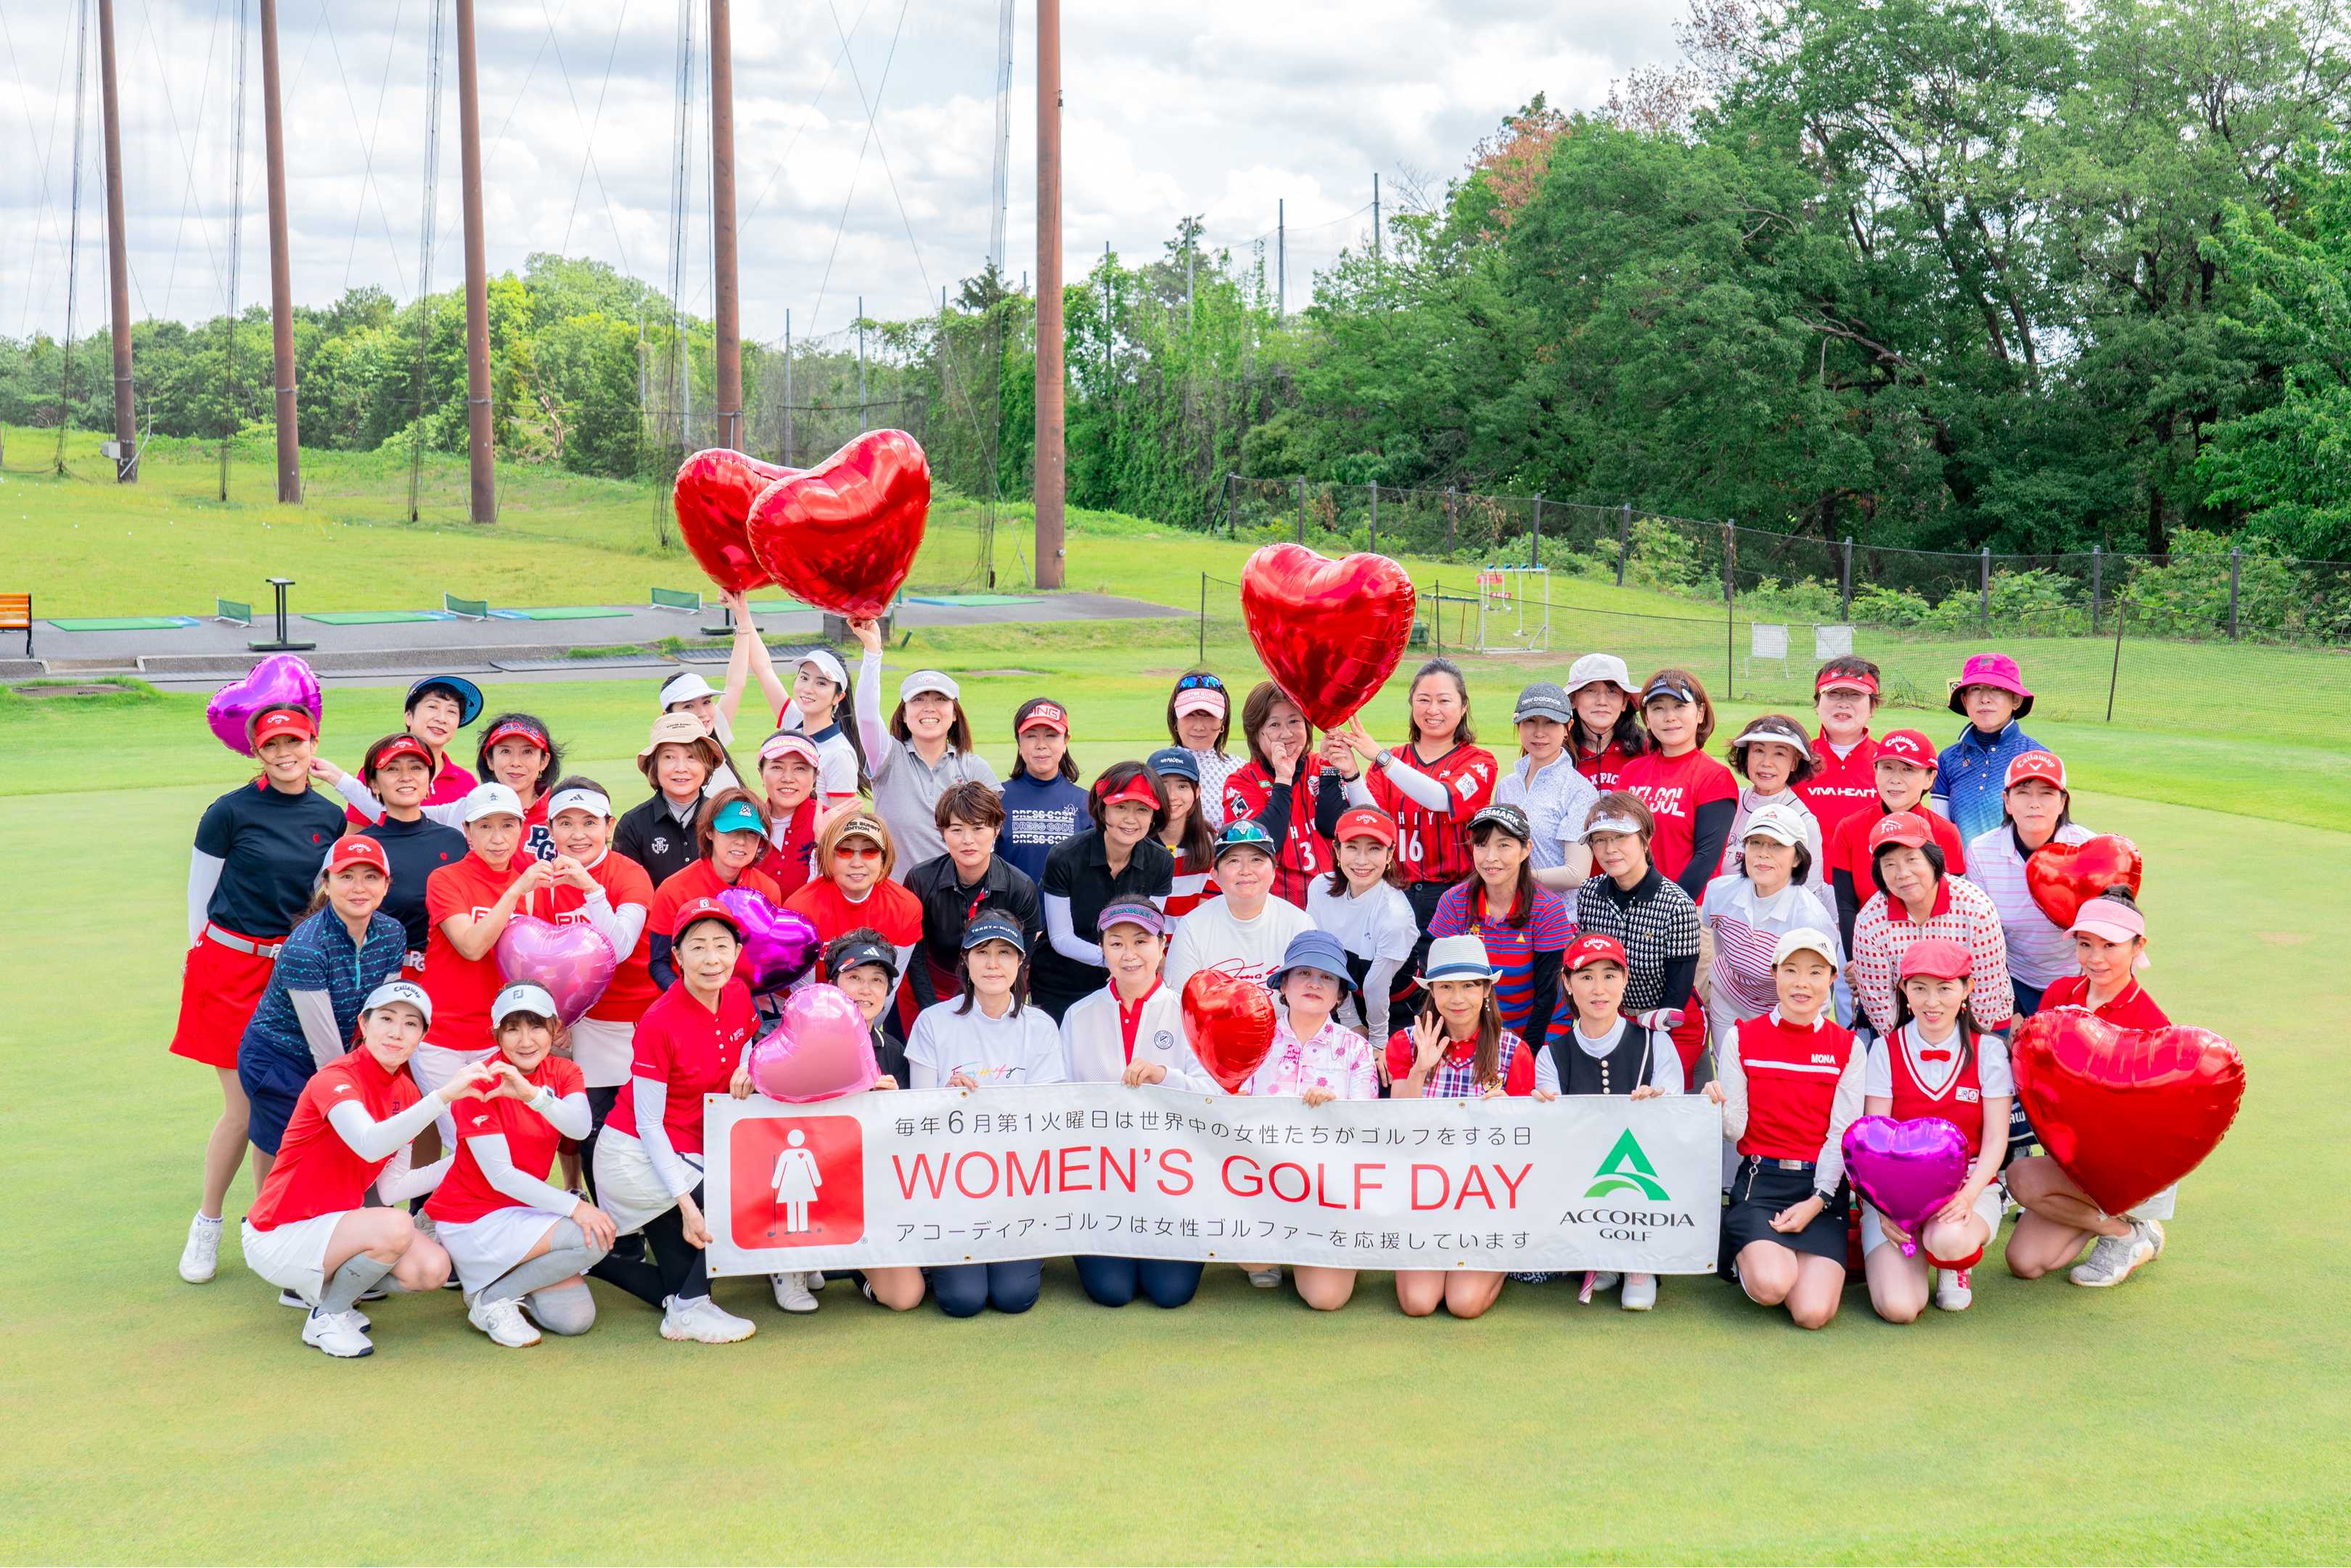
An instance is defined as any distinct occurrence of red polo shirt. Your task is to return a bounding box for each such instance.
[423,853,545,1052]
[426,1051,586,1225]
[2038,976,2169,1030]
[649,860,785,945]
[547,850,660,1023]
[604,979,758,1158]
[1796,732,1879,840]
[248,1048,422,1230]
[1826,803,1967,888]
[1115,979,1162,1062]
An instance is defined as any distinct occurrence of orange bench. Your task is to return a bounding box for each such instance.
[0,593,28,657]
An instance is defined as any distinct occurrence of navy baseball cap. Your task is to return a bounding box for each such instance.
[961,911,1028,954]
[1145,747,1200,785]
[828,937,899,978]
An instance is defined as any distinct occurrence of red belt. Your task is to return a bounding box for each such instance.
[204,923,284,960]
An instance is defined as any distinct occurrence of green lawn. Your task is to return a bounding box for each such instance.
[0,665,2344,1563]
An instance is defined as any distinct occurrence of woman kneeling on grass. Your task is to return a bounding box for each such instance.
[241,981,488,1358]
[1704,929,1861,1331]
[590,898,763,1344]
[1861,940,2010,1321]
[425,984,613,1349]
[1386,935,1536,1321]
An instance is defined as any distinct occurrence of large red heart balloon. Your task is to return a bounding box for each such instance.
[494,916,618,1027]
[746,430,930,619]
[673,448,795,594]
[2009,1011,2244,1215]
[2025,834,2143,929]
[1239,543,1417,731]
[1179,968,1278,1094]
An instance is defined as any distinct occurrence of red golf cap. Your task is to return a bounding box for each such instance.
[1876,729,1937,769]
[483,717,551,754]
[1332,806,1398,847]
[1816,667,1879,694]
[364,734,434,779]
[1096,772,1162,811]
[1899,937,1974,982]
[326,837,390,877]
[671,895,743,940]
[250,707,316,747]
[2005,750,2067,790]
[1564,933,1628,972]
[1015,699,1070,735]
[1867,811,1934,853]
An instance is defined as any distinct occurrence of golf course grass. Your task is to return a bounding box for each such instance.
[1,649,2345,1564]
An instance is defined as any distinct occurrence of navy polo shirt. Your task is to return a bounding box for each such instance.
[194,780,349,938]
[361,813,469,951]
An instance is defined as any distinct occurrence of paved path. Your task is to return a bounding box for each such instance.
[12,591,1186,687]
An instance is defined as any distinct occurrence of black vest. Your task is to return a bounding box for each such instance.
[1554,1022,1652,1096]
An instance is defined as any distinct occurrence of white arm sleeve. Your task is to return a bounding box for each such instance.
[1815,1051,1866,1190]
[290,990,350,1071]
[1342,775,1375,808]
[332,771,387,823]
[187,850,225,945]
[326,1093,448,1162]
[466,1131,582,1212]
[1714,1034,1749,1144]
[374,1150,452,1203]
[574,889,644,957]
[1375,758,1453,813]
[854,646,890,780]
[1360,956,1401,1048]
[1534,1045,1562,1095]
[1043,893,1103,968]
[628,1076,701,1199]
[536,1088,594,1141]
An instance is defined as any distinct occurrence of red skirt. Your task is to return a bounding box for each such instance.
[169,932,278,1069]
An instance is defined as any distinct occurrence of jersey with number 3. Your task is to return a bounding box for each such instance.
[1366,742,1498,885]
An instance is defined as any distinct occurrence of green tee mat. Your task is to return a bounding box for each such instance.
[303,610,445,625]
[45,616,197,631]
[486,607,631,621]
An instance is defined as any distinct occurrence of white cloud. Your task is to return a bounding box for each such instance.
[1,0,1677,345]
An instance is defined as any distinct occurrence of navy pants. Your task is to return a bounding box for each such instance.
[1075,1255,1203,1309]
[2003,979,2045,1160]
[930,1260,1042,1318]
[238,1046,313,1156]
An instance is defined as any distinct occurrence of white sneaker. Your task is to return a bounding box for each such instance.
[179,1213,222,1284]
[1246,1266,1284,1289]
[2069,1220,2158,1287]
[468,1294,542,1347]
[301,1307,374,1358]
[1620,1272,1657,1311]
[1934,1268,1974,1311]
[661,1294,756,1343]
[802,1269,829,1292]
[281,1288,369,1329]
[770,1271,819,1313]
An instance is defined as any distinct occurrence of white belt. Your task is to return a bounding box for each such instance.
[205,924,284,959]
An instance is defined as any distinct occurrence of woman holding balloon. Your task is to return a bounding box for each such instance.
[849,618,1001,878]
[176,702,352,1286]
[648,791,784,990]
[541,778,658,1186]
[1963,751,2092,1017]
[1858,940,2011,1321]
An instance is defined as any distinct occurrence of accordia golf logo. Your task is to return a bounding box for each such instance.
[1560,1130,1694,1241]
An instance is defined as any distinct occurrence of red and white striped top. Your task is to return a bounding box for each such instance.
[1850,875,2011,1038]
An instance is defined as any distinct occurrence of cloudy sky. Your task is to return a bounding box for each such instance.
[5,0,1676,347]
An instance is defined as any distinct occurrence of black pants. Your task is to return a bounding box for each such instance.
[930,1260,1041,1317]
[589,1183,710,1309]
[1075,1256,1202,1309]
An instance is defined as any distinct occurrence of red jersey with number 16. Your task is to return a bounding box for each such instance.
[1365,742,1498,886]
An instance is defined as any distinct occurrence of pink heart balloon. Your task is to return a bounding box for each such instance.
[494,915,617,1027]
[1840,1114,1971,1257]
[717,887,821,993]
[206,654,324,757]
[750,985,879,1104]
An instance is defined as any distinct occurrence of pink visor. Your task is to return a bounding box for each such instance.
[2069,899,2151,966]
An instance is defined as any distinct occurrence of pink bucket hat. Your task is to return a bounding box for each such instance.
[1948,652,2034,718]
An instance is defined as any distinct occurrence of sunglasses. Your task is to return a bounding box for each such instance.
[1175,673,1225,692]
[833,844,883,861]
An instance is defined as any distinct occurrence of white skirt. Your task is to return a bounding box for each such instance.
[438,1206,569,1296]
[412,1041,492,1142]
[567,1016,636,1090]
[1861,1184,2006,1262]
[241,1212,346,1303]
[591,1129,700,1237]
[2129,1184,2178,1223]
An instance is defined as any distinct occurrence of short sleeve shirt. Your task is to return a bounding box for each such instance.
[422,853,544,1051]
[2037,976,2169,1029]
[1427,881,1573,1038]
[1364,743,1498,886]
[426,1053,586,1224]
[194,781,349,937]
[603,979,758,1157]
[1494,755,1601,871]
[546,850,660,1022]
[1031,830,1175,1011]
[247,1050,420,1230]
[1615,748,1738,887]
[360,813,467,953]
[239,907,408,1067]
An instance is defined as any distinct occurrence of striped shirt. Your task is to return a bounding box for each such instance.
[238,907,409,1070]
[1965,821,2091,989]
[1494,753,1600,871]
[1850,876,2012,1038]
[1933,721,2048,845]
[1721,787,1828,893]
[1427,880,1573,1039]
[1699,872,1841,1022]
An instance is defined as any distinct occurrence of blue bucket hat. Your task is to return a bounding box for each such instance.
[1145,746,1200,785]
[1268,929,1355,996]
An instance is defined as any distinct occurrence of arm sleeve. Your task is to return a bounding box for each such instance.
[290,990,350,1071]
[374,1149,452,1203]
[1313,771,1347,839]
[1043,893,1103,969]
[1522,951,1562,1054]
[326,1093,450,1162]
[1677,799,1736,899]
[1374,757,1453,813]
[1252,774,1295,844]
[538,1088,594,1141]
[332,771,388,824]
[627,1076,700,1199]
[187,851,225,945]
[1815,1051,1866,1189]
[1834,869,1863,954]
[1649,1032,1685,1093]
[466,1130,583,1212]
[1657,955,1697,1011]
[1361,956,1400,1048]
[908,936,940,1009]
[1715,1031,1749,1144]
[853,646,890,780]
[647,932,676,991]
[1342,775,1375,809]
[574,889,644,958]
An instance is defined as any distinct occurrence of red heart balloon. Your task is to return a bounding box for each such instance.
[1239,543,1417,731]
[2025,834,2143,929]
[673,448,794,594]
[1179,968,1278,1094]
[745,430,930,619]
[2009,1011,2244,1215]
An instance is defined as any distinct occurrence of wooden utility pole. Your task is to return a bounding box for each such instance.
[1033,0,1064,588]
[708,0,742,451]
[258,0,300,501]
[454,0,496,522]
[97,0,137,481]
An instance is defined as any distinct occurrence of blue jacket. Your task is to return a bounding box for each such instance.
[237,906,408,1070]
[996,770,1091,885]
[1934,721,2046,845]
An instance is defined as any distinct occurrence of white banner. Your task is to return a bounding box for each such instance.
[702,1085,1721,1277]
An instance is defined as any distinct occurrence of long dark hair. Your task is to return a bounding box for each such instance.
[1575,699,1644,761]
[1087,762,1169,835]
[1891,982,1986,1071]
[1406,657,1474,747]
[1415,980,1506,1091]
[1152,764,1217,867]
[953,936,1030,1017]
[890,694,977,755]
[1165,670,1232,752]
[1466,818,1536,929]
[1013,697,1080,783]
[799,650,873,793]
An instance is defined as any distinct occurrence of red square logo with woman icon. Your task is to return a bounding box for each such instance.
[727,1115,865,1249]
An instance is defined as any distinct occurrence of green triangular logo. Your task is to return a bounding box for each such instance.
[1585,1128,1670,1201]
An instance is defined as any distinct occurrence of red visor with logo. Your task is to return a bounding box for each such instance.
[483,719,550,754]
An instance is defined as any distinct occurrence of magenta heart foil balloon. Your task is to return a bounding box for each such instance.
[206,654,324,756]
[494,915,617,1026]
[717,887,821,993]
[1840,1114,1971,1257]
[750,985,879,1104]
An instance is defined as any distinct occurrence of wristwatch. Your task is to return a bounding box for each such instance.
[1813,1187,1837,1209]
